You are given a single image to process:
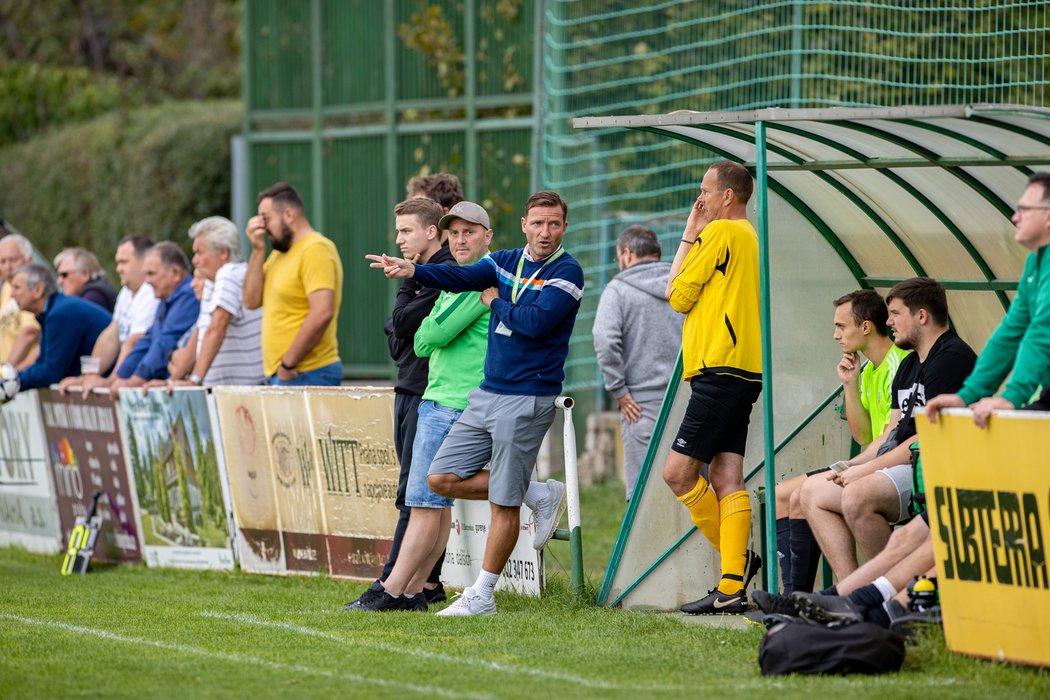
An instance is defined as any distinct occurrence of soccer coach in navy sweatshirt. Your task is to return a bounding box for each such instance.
[367,191,583,617]
[10,263,110,390]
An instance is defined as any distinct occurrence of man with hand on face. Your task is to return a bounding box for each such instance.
[0,233,40,369]
[243,182,342,386]
[367,191,583,617]
[345,201,493,612]
[663,160,763,615]
[57,235,158,393]
[800,278,975,579]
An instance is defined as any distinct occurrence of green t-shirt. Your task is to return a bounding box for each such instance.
[859,344,911,438]
[414,290,490,410]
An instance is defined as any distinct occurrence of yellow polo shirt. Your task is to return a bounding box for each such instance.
[261,232,342,375]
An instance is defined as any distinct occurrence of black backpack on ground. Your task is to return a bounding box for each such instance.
[758,619,906,676]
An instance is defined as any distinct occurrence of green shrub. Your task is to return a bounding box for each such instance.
[0,100,242,273]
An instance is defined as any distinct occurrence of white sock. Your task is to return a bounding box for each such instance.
[403,592,415,599]
[873,576,896,601]
[472,569,500,599]
[524,481,547,508]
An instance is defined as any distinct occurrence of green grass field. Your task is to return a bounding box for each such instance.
[2,481,1048,699]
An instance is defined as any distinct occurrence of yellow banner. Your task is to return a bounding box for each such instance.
[917,410,1050,667]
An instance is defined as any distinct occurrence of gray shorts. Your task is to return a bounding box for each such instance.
[427,388,557,507]
[876,464,914,525]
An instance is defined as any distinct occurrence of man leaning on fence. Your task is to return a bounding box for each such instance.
[166,217,263,388]
[10,264,110,390]
[926,172,1050,422]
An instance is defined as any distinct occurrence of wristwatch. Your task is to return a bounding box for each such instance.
[280,360,297,372]
[189,373,203,386]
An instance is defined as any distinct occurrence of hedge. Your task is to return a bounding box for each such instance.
[0,100,242,274]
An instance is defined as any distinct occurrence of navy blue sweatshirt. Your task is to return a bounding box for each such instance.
[19,293,111,390]
[412,247,584,396]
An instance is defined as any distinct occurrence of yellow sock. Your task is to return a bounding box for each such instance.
[716,490,751,595]
[676,477,720,552]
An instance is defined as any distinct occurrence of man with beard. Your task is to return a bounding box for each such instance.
[244,182,343,386]
[799,278,976,579]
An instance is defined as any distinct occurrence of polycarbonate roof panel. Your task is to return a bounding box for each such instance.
[573,105,1050,341]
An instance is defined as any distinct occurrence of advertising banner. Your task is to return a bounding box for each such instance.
[260,390,328,574]
[300,388,398,580]
[37,389,140,563]
[0,391,61,553]
[212,387,284,574]
[917,410,1050,667]
[117,388,235,570]
[444,497,543,596]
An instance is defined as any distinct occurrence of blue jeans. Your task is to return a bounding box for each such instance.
[268,361,343,386]
[404,400,462,509]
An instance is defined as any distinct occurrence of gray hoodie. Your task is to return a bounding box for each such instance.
[593,260,684,404]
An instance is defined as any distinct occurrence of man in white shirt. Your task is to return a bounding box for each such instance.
[168,216,264,387]
[58,235,159,393]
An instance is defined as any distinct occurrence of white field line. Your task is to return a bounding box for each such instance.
[201,610,689,692]
[0,613,490,700]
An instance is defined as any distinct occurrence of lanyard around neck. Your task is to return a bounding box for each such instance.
[511,247,565,304]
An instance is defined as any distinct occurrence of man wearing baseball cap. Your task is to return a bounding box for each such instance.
[367,191,584,616]
[345,200,493,612]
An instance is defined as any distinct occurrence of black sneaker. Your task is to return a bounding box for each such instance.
[399,594,428,612]
[343,588,409,612]
[743,550,762,590]
[752,589,800,617]
[681,588,748,615]
[340,580,384,611]
[792,592,864,625]
[423,582,447,604]
[888,602,942,637]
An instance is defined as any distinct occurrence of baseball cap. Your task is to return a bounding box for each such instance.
[439,201,491,231]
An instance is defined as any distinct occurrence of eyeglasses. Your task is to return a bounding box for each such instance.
[1016,205,1050,215]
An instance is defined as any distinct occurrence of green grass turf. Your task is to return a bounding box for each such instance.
[2,481,1048,699]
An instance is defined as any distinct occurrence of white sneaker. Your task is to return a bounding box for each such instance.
[435,587,497,617]
[529,479,567,550]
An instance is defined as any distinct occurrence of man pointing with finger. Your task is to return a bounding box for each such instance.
[366,191,583,617]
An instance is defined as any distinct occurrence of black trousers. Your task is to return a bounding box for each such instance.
[381,392,444,584]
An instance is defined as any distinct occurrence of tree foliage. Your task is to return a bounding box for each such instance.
[0,100,242,274]
[0,0,241,146]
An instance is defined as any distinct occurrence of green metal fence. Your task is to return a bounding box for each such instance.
[242,0,537,376]
[542,0,1050,415]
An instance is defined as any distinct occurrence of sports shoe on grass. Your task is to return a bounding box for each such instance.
[528,480,567,550]
[792,592,864,625]
[399,594,428,612]
[680,588,748,615]
[341,580,384,611]
[435,587,497,617]
[752,589,800,617]
[343,589,408,612]
[423,582,447,604]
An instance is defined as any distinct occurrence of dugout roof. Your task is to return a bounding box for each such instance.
[571,104,1050,601]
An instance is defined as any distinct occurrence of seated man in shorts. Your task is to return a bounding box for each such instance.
[800,278,975,579]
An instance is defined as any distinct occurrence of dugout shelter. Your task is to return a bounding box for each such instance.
[570,104,1050,609]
